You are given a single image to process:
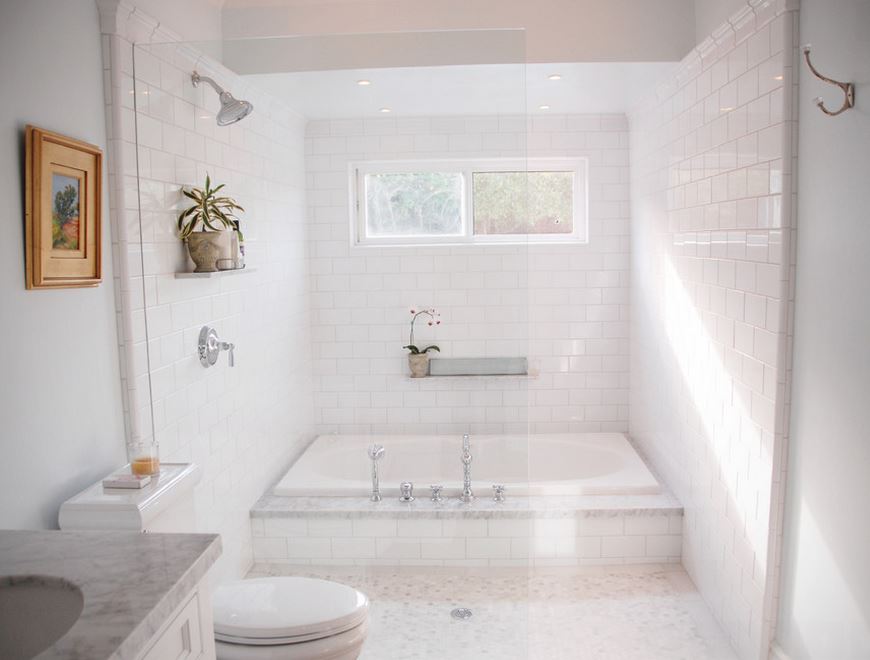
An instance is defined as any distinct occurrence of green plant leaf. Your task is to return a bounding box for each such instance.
[177,175,244,239]
[421,345,440,353]
[403,345,421,354]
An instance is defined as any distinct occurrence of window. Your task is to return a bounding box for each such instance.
[351,158,587,246]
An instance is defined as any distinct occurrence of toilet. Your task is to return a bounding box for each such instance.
[213,577,368,660]
[59,463,370,660]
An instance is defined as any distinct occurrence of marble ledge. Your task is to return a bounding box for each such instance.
[251,492,683,520]
[0,530,221,660]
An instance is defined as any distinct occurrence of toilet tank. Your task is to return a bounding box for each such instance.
[59,463,201,533]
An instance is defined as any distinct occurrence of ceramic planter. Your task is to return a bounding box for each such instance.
[186,231,231,273]
[408,353,430,378]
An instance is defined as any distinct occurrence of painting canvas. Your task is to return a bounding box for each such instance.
[25,126,102,289]
[51,174,81,250]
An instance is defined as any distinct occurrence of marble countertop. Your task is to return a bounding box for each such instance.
[0,530,221,660]
[252,491,683,519]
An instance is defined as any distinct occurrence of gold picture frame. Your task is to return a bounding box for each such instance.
[25,125,102,289]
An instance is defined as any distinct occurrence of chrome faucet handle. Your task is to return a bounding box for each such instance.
[492,484,506,503]
[368,444,385,461]
[430,484,444,503]
[219,341,235,367]
[198,326,235,368]
[399,482,415,502]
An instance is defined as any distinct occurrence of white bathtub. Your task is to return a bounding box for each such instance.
[274,433,660,497]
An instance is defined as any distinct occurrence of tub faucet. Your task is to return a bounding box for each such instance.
[460,433,474,503]
[367,444,385,502]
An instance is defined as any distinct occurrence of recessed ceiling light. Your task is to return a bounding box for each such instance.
[379,107,392,113]
[547,74,562,81]
[356,79,372,86]
[539,104,551,110]
[773,74,784,81]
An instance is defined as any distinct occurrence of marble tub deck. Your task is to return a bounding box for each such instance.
[248,563,738,660]
[252,492,683,518]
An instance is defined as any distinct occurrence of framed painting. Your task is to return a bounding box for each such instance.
[25,125,102,289]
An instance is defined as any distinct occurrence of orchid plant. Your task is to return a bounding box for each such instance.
[404,308,441,355]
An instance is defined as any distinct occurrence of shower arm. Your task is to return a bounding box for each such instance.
[191,71,226,96]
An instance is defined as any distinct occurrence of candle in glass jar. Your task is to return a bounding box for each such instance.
[131,456,160,476]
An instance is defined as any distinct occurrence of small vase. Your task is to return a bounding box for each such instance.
[186,231,230,273]
[408,353,430,378]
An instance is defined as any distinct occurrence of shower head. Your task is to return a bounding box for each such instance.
[191,71,253,126]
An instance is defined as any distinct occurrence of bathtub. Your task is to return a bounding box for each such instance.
[274,432,660,498]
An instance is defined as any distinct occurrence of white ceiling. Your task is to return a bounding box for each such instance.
[245,61,677,119]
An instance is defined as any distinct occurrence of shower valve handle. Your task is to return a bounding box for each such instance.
[198,326,235,368]
[219,341,235,367]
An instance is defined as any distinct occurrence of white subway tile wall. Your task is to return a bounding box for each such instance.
[251,512,683,567]
[628,3,796,659]
[306,114,631,435]
[103,29,315,581]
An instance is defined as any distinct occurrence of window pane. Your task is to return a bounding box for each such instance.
[472,171,574,235]
[364,172,462,237]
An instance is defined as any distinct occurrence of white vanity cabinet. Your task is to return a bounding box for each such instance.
[138,578,216,660]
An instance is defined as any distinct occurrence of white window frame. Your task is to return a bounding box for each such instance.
[349,157,589,247]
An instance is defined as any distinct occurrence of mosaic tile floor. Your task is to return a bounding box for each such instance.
[248,563,738,660]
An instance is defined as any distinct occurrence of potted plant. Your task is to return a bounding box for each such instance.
[404,308,441,378]
[177,174,244,272]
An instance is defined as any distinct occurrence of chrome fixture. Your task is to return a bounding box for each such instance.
[460,434,474,503]
[191,71,253,125]
[492,484,506,503]
[451,608,473,620]
[198,326,234,368]
[802,45,855,117]
[399,482,415,503]
[430,484,444,503]
[367,445,385,502]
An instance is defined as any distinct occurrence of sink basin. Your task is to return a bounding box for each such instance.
[0,575,84,659]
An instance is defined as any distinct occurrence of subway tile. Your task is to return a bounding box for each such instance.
[601,536,646,558]
[353,519,398,537]
[398,519,443,538]
[287,538,332,560]
[467,538,512,560]
[376,538,422,559]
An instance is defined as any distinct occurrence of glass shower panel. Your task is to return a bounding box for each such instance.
[132,29,533,658]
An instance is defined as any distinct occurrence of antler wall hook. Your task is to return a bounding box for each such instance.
[802,44,855,117]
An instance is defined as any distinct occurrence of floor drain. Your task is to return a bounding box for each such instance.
[451,607,473,620]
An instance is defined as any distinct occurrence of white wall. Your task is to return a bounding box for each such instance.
[118,38,315,580]
[775,0,870,657]
[221,0,697,63]
[306,114,631,435]
[628,3,797,658]
[0,0,126,529]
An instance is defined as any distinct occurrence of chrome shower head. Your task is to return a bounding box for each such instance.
[191,71,253,126]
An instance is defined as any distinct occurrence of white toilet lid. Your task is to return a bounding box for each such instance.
[212,577,369,645]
